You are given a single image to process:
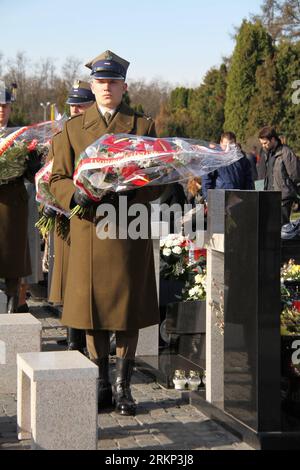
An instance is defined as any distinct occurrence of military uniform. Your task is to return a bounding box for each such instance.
[49,51,163,415]
[0,88,31,312]
[48,81,95,352]
[47,132,70,304]
[49,81,95,305]
[50,101,160,330]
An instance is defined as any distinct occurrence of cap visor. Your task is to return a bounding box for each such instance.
[66,98,95,105]
[91,71,125,80]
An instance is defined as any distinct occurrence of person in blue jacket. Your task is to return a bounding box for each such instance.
[202,131,254,201]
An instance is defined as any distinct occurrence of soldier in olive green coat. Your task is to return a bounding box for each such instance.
[50,51,163,416]
[0,88,31,312]
[48,80,95,352]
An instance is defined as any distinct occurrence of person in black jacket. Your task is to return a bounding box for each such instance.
[258,126,300,225]
[201,132,254,201]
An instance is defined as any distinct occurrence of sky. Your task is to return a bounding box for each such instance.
[0,0,263,87]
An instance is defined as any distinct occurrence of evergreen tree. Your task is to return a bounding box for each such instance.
[188,64,227,141]
[224,20,274,142]
[169,87,190,111]
[276,40,300,150]
[246,56,281,137]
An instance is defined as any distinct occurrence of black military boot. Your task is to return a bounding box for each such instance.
[113,357,136,416]
[95,357,113,412]
[6,295,19,314]
[67,328,87,355]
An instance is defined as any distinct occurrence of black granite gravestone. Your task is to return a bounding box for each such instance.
[191,190,300,449]
[224,191,281,435]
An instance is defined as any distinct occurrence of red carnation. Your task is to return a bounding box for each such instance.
[153,139,174,152]
[27,139,38,152]
[121,164,140,180]
[194,249,207,261]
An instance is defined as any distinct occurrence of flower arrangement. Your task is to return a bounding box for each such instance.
[160,234,190,281]
[35,160,70,238]
[0,120,64,184]
[281,306,300,336]
[281,259,300,282]
[180,269,206,301]
[71,133,243,217]
[281,259,300,335]
[160,233,207,301]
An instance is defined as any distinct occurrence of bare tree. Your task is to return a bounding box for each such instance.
[252,0,300,41]
[61,56,82,89]
[128,79,172,118]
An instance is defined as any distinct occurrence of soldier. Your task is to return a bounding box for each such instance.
[50,50,163,415]
[48,80,95,352]
[0,87,31,312]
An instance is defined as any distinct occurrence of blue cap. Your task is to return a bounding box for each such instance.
[66,80,95,105]
[85,50,129,80]
[0,88,12,104]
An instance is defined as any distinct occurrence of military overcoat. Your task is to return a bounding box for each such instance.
[47,133,70,304]
[0,173,31,278]
[49,102,162,330]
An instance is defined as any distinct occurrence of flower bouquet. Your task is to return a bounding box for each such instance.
[281,259,300,283]
[71,133,243,217]
[160,233,207,301]
[35,160,69,239]
[160,234,190,282]
[281,306,300,336]
[180,269,207,301]
[0,119,65,185]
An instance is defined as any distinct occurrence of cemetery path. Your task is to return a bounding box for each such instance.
[0,294,253,451]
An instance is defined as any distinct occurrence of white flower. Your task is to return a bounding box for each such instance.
[188,287,197,297]
[165,240,173,248]
[195,274,203,284]
[163,248,172,257]
[172,246,182,255]
[160,240,165,248]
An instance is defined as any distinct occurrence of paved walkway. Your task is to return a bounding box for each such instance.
[0,296,252,451]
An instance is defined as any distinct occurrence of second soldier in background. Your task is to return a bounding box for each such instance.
[47,80,95,352]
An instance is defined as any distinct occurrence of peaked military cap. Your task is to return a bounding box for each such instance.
[85,50,129,80]
[66,80,95,105]
[0,87,12,104]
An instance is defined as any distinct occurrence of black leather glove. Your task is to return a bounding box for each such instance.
[72,189,93,208]
[26,150,42,176]
[43,205,56,218]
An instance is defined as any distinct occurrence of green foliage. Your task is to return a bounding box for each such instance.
[188,64,227,141]
[9,105,29,126]
[122,90,131,106]
[170,87,190,111]
[225,20,274,142]
[132,103,144,114]
[246,56,282,136]
[276,41,300,151]
[157,65,227,141]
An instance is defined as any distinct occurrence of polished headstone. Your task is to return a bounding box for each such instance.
[223,190,281,432]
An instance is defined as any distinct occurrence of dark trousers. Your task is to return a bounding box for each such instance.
[281,200,293,226]
[5,278,20,296]
[86,329,139,360]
